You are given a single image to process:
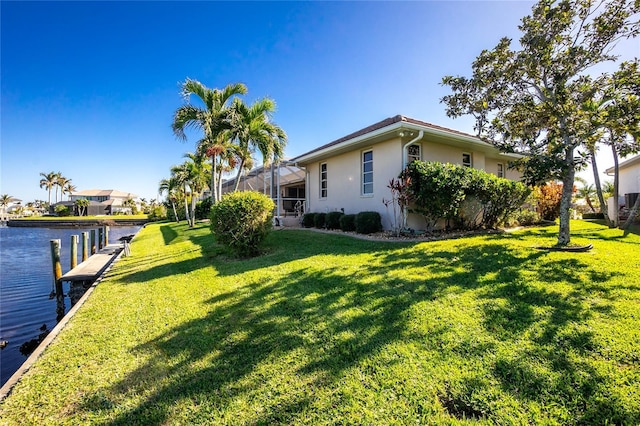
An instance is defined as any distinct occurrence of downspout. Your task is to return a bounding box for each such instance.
[402,130,424,169]
[401,130,424,229]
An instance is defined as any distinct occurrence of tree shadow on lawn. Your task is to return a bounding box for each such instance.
[77,232,636,424]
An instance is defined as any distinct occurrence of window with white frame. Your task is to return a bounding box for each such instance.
[362,150,373,195]
[320,163,327,198]
[497,163,505,178]
[462,153,472,168]
[407,144,421,164]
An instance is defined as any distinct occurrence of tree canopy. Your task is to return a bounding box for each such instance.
[441,0,639,245]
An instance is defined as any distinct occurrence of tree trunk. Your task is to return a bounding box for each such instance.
[211,155,218,203]
[557,148,575,246]
[621,194,640,234]
[611,145,620,227]
[190,194,197,227]
[171,201,179,223]
[590,148,612,226]
[183,186,191,225]
[233,159,245,192]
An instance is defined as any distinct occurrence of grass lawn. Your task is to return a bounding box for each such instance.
[0,220,638,424]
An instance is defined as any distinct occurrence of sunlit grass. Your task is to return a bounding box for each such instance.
[1,220,638,424]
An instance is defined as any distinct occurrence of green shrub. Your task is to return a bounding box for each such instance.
[326,211,344,229]
[340,214,357,232]
[147,205,167,222]
[54,204,71,216]
[195,198,213,220]
[314,212,327,229]
[355,211,382,234]
[302,213,316,228]
[512,209,540,226]
[209,191,274,257]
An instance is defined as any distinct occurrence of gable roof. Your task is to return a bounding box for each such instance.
[71,189,138,199]
[292,114,514,165]
[605,154,640,174]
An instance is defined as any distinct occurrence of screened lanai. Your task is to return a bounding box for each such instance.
[220,162,307,218]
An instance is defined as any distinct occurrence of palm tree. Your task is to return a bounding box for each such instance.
[172,79,247,203]
[39,171,57,205]
[170,163,192,226]
[183,152,211,227]
[0,194,16,215]
[227,97,287,191]
[53,172,65,203]
[574,177,597,213]
[74,198,90,216]
[63,182,77,200]
[159,177,180,223]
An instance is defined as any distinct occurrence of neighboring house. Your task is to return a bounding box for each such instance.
[292,115,521,230]
[605,154,640,214]
[53,189,139,216]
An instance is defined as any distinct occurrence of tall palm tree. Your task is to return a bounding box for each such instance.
[170,163,192,226]
[179,152,212,226]
[53,172,65,203]
[159,177,180,223]
[172,79,247,203]
[39,171,57,205]
[63,181,77,200]
[574,177,597,213]
[227,97,287,191]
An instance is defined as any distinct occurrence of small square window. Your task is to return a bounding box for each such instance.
[407,144,421,164]
[462,153,472,168]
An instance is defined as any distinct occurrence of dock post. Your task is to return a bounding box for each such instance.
[82,232,88,261]
[98,228,104,250]
[71,235,79,269]
[50,239,65,320]
[104,226,109,246]
[90,230,96,255]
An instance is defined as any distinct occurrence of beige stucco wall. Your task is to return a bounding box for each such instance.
[305,135,523,231]
[619,164,640,197]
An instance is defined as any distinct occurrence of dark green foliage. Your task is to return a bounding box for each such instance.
[326,211,344,230]
[147,206,167,222]
[355,211,382,234]
[209,191,274,257]
[403,161,530,230]
[339,214,357,232]
[302,213,316,228]
[314,212,326,229]
[195,198,213,220]
[582,212,605,219]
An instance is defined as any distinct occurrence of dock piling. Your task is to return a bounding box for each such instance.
[90,230,96,255]
[104,226,109,246]
[70,235,78,269]
[82,232,88,261]
[50,239,65,320]
[98,228,104,250]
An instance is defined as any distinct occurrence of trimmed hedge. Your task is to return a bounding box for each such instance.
[314,212,327,229]
[209,191,274,257]
[326,211,344,230]
[339,214,357,232]
[583,212,605,219]
[355,211,382,234]
[302,213,316,228]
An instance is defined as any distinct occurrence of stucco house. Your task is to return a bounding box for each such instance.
[292,115,521,230]
[53,189,139,216]
[605,154,640,214]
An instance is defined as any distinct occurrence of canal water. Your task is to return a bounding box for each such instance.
[0,225,140,387]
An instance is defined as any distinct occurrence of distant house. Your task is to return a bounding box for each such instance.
[53,189,138,216]
[292,115,521,230]
[605,154,640,212]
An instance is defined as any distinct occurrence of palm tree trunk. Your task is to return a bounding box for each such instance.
[183,189,190,225]
[190,194,197,227]
[612,144,620,227]
[171,201,179,223]
[590,148,612,226]
[211,156,218,203]
[233,159,245,192]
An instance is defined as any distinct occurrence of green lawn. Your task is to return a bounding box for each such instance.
[1,221,638,425]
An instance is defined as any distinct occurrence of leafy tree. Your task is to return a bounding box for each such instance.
[181,152,211,227]
[534,182,565,221]
[172,79,247,203]
[441,0,639,245]
[39,171,57,205]
[228,97,287,191]
[0,194,17,215]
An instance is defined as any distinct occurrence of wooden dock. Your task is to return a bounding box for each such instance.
[59,244,124,282]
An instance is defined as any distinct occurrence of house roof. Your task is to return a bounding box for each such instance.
[292,114,515,165]
[605,154,640,175]
[71,189,138,199]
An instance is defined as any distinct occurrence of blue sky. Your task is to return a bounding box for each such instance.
[1,1,636,203]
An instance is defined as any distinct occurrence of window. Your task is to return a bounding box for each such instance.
[362,150,373,195]
[462,153,472,168]
[320,163,327,198]
[407,144,421,164]
[497,163,504,178]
